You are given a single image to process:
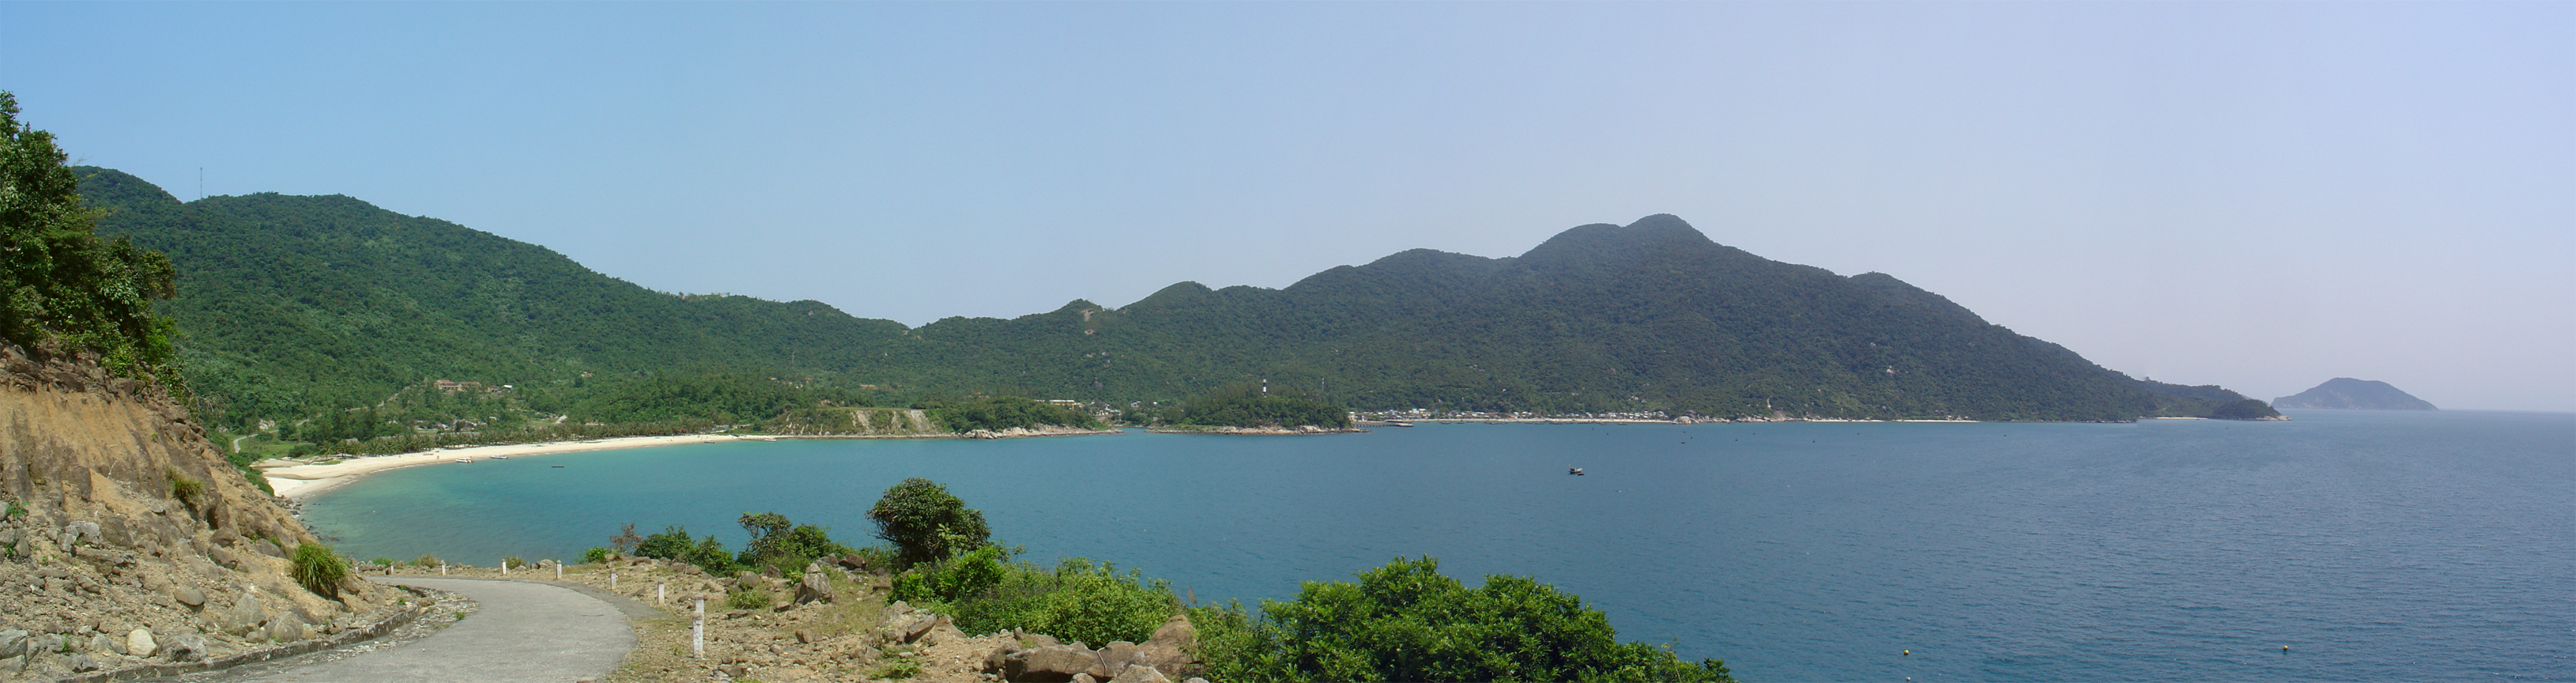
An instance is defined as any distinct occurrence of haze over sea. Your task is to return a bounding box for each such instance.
[304,410,2573,681]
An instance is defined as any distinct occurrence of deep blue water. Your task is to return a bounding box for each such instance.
[305,409,2574,681]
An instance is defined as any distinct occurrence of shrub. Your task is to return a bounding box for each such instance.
[1198,557,1734,682]
[168,469,203,504]
[727,583,773,610]
[870,656,922,680]
[370,557,396,568]
[868,478,990,568]
[895,553,1178,645]
[413,553,442,567]
[290,543,350,599]
[735,511,854,573]
[583,546,612,564]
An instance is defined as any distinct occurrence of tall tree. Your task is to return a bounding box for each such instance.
[0,92,183,386]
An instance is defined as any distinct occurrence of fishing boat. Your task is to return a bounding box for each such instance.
[1386,421,1416,428]
[1568,467,1585,475]
[454,457,472,463]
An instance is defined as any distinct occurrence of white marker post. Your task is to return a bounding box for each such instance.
[611,572,618,590]
[500,559,507,575]
[658,583,666,606]
[556,563,563,579]
[692,598,706,658]
[440,563,447,576]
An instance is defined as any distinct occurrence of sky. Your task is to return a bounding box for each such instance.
[3,2,2568,412]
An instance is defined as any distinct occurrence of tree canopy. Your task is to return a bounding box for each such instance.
[868,477,991,568]
[1,93,183,386]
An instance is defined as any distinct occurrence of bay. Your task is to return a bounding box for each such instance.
[303,409,2574,681]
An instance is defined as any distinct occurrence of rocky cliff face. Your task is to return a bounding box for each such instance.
[1,344,403,679]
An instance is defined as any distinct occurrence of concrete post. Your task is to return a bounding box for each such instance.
[556,563,563,579]
[692,598,705,658]
[611,572,618,589]
[658,583,666,605]
[500,559,507,575]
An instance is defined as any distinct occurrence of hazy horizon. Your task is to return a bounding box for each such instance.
[4,2,2567,411]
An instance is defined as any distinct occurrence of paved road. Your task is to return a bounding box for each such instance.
[213,578,639,683]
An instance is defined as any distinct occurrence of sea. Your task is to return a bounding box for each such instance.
[301,409,2574,681]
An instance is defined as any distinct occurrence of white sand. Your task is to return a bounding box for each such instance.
[259,434,750,499]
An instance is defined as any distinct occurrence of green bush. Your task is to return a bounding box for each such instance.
[868,478,990,568]
[635,525,741,574]
[894,553,1177,646]
[726,583,773,610]
[290,543,350,599]
[168,469,203,504]
[413,553,442,567]
[583,546,612,564]
[1196,557,1733,683]
[734,511,854,573]
[370,557,396,568]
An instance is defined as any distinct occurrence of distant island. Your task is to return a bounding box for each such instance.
[2274,379,2437,410]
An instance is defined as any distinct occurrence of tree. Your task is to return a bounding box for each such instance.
[1195,557,1733,682]
[736,511,852,572]
[0,91,183,385]
[868,477,990,568]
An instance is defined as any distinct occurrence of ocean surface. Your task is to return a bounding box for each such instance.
[303,409,2574,681]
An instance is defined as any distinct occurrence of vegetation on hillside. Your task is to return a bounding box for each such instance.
[74,168,2276,434]
[1167,382,1351,428]
[914,396,1102,434]
[1,93,184,387]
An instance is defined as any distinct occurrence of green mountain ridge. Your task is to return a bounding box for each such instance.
[77,167,2271,428]
[2274,378,2436,410]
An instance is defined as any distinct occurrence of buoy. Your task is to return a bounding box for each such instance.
[2282,645,2291,651]
[1903,650,1910,656]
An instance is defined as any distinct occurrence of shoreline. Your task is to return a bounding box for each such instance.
[258,433,756,500]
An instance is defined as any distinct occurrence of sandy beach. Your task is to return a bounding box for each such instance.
[258,433,750,499]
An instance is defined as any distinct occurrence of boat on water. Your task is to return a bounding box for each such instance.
[454,457,472,463]
[764,436,779,442]
[491,455,508,460]
[1568,466,1585,476]
[1386,421,1416,428]
[550,465,564,468]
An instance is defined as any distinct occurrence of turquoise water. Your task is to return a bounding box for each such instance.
[304,410,2574,681]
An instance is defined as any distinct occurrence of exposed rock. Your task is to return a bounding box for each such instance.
[126,627,156,658]
[1109,663,1173,683]
[174,584,207,609]
[89,632,121,655]
[163,631,209,662]
[251,538,287,559]
[217,593,269,636]
[793,571,832,604]
[69,652,102,672]
[0,630,26,658]
[1094,641,1142,679]
[265,613,313,642]
[1070,674,1097,683]
[61,520,104,550]
[1014,643,1104,682]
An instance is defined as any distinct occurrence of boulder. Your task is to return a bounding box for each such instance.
[1148,614,1194,646]
[163,632,209,662]
[1108,664,1173,683]
[1070,675,1097,683]
[216,594,267,636]
[1093,641,1142,679]
[0,630,26,658]
[126,628,156,658]
[265,613,312,642]
[793,571,832,604]
[173,585,207,609]
[89,633,121,655]
[250,538,287,559]
[61,520,104,550]
[68,652,101,672]
[1015,644,1104,682]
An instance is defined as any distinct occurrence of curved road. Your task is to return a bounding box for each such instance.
[211,578,641,683]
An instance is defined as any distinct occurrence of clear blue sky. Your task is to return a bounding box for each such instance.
[4,2,2567,412]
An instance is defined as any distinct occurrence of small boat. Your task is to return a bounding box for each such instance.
[1568,467,1585,476]
[1386,421,1415,428]
[764,436,779,442]
[550,465,564,468]
[454,457,472,463]
[491,455,508,460]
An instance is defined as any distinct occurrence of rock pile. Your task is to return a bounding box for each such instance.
[982,614,1202,683]
[2,345,408,680]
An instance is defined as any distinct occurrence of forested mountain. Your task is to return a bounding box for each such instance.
[2274,378,2437,410]
[79,168,2261,428]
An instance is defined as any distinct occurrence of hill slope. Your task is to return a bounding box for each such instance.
[2275,378,2438,410]
[80,168,2258,424]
